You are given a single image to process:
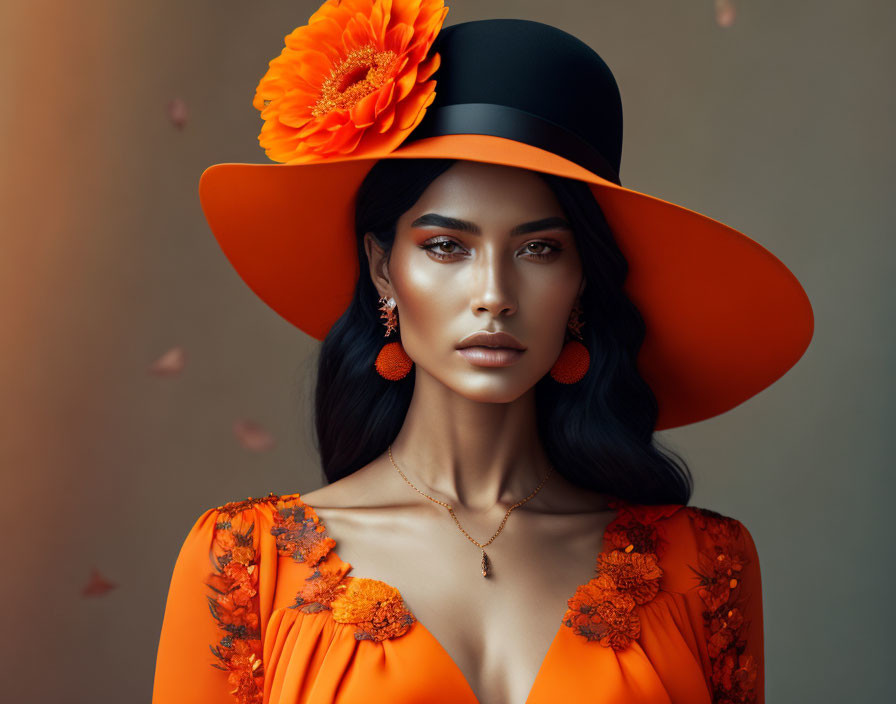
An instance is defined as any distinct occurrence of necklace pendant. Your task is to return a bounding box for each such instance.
[481,548,490,578]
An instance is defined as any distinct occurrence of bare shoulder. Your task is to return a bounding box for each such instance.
[297,457,395,509]
[296,479,359,509]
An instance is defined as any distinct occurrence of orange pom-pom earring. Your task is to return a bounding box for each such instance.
[375,296,414,381]
[549,299,590,384]
[376,341,414,380]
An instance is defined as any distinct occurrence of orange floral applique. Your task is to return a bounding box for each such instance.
[563,574,640,650]
[597,549,663,604]
[562,503,677,650]
[271,502,337,568]
[271,499,416,642]
[330,577,417,641]
[217,492,283,518]
[688,507,759,704]
[207,497,283,704]
[293,559,352,613]
[252,0,450,164]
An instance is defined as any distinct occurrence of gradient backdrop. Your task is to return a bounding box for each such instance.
[2,0,893,701]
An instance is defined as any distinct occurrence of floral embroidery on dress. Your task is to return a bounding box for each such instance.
[271,498,417,642]
[562,500,672,650]
[217,492,283,518]
[270,503,337,567]
[206,497,279,704]
[688,507,759,704]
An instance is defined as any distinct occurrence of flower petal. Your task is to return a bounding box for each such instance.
[394,80,436,130]
[334,127,366,155]
[341,14,375,52]
[369,0,391,41]
[385,22,414,53]
[322,120,367,152]
[393,63,418,101]
[375,80,396,113]
[416,50,440,82]
[376,102,397,132]
[350,88,382,127]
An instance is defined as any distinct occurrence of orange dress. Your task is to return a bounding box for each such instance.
[152,492,764,703]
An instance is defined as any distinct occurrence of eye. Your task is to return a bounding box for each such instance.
[421,238,466,259]
[522,241,560,260]
[420,238,562,261]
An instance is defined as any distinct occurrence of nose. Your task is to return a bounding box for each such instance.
[469,242,518,318]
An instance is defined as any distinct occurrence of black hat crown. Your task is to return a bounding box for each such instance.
[405,19,624,185]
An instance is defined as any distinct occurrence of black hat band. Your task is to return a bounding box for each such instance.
[405,102,622,186]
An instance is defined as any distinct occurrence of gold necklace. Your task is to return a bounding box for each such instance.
[387,444,554,577]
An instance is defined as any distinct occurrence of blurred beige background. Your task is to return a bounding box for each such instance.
[2,0,892,701]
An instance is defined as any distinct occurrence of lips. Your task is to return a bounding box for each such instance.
[457,346,523,368]
[456,330,526,350]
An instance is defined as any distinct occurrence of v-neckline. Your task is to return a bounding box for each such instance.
[290,492,623,704]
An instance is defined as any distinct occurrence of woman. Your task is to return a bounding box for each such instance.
[153,2,813,703]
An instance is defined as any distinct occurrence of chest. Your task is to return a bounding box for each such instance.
[296,506,615,704]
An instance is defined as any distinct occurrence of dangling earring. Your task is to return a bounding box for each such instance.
[375,296,414,381]
[549,299,590,384]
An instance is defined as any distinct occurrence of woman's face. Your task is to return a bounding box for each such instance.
[365,160,586,403]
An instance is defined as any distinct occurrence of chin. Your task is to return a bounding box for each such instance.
[439,371,540,404]
[455,386,529,404]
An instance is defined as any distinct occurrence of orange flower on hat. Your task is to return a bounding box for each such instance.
[253,0,449,164]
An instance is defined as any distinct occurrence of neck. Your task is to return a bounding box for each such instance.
[388,368,553,512]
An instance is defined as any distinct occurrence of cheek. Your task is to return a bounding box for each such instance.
[522,267,582,325]
[523,291,578,362]
[390,249,457,338]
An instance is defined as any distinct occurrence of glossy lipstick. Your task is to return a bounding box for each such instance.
[456,330,526,368]
[457,346,524,367]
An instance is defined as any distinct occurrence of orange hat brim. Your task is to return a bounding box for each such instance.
[199,133,814,430]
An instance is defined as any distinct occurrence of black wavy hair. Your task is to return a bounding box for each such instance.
[312,157,693,506]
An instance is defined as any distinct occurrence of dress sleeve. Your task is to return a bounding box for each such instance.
[685,507,765,704]
[153,500,273,704]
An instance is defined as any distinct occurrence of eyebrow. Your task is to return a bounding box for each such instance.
[410,213,572,236]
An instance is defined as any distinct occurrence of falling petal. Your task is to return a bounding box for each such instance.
[233,419,275,452]
[715,0,736,28]
[82,567,117,597]
[148,346,186,377]
[167,97,189,129]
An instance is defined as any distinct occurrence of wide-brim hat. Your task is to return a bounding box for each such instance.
[198,1,814,431]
